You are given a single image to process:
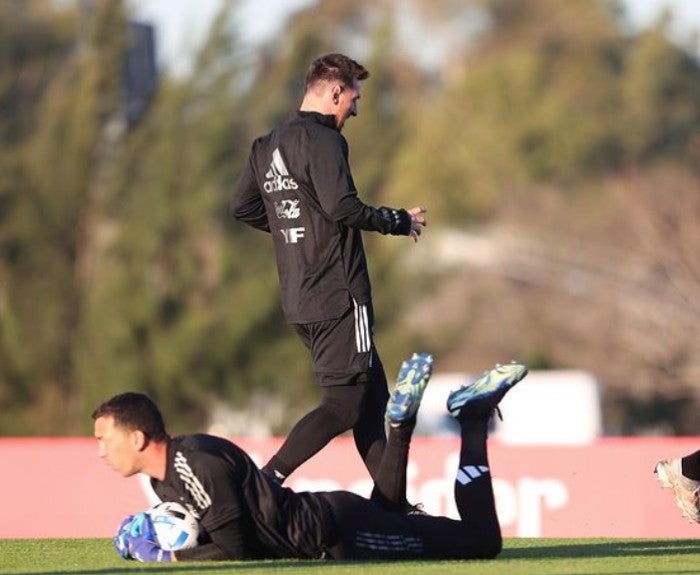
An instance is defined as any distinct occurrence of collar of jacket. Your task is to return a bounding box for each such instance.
[297,110,338,131]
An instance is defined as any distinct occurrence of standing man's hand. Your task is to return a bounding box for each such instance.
[408,206,427,242]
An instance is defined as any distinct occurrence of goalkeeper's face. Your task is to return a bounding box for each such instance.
[94,415,144,477]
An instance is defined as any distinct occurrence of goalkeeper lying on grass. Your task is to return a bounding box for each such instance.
[92,354,528,562]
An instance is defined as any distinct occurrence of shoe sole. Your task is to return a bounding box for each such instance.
[447,363,528,417]
[387,353,434,423]
[655,459,700,523]
[655,460,674,490]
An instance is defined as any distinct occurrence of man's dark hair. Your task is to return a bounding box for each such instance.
[92,392,168,442]
[304,53,369,91]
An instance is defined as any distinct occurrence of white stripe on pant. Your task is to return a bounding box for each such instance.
[353,299,371,353]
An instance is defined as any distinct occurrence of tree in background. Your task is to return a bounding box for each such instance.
[1,0,699,435]
[0,0,80,430]
[0,0,126,433]
[620,15,700,166]
[382,0,700,433]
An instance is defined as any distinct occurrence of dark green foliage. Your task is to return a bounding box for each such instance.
[0,0,699,435]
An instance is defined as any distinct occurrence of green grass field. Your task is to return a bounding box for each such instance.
[1,538,698,575]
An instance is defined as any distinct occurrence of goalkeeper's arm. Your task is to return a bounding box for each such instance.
[174,520,251,561]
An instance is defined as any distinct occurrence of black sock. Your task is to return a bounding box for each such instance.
[681,450,700,481]
[371,421,413,510]
[453,415,500,541]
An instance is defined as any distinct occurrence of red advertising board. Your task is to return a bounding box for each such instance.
[0,436,697,539]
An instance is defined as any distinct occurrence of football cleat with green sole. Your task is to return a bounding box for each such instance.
[386,353,434,425]
[447,362,528,419]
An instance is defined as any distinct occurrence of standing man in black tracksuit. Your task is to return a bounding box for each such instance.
[230,53,427,486]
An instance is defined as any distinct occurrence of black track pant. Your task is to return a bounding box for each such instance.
[321,416,502,560]
[264,358,389,482]
[264,303,390,483]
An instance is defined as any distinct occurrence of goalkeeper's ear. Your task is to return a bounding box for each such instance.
[131,429,148,451]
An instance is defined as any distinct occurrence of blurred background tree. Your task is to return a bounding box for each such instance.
[0,0,698,435]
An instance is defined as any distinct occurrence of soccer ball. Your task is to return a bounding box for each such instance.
[147,501,200,551]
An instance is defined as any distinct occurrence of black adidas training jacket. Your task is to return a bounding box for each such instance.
[230,111,412,324]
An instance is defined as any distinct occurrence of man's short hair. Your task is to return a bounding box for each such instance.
[92,392,168,442]
[305,53,369,91]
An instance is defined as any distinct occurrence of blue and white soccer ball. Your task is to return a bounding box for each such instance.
[147,501,200,551]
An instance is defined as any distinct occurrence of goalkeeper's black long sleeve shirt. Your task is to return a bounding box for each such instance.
[230,111,411,324]
[154,434,332,561]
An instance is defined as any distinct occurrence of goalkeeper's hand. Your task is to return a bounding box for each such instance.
[114,511,159,560]
[113,514,135,559]
[128,511,156,540]
[128,534,173,562]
